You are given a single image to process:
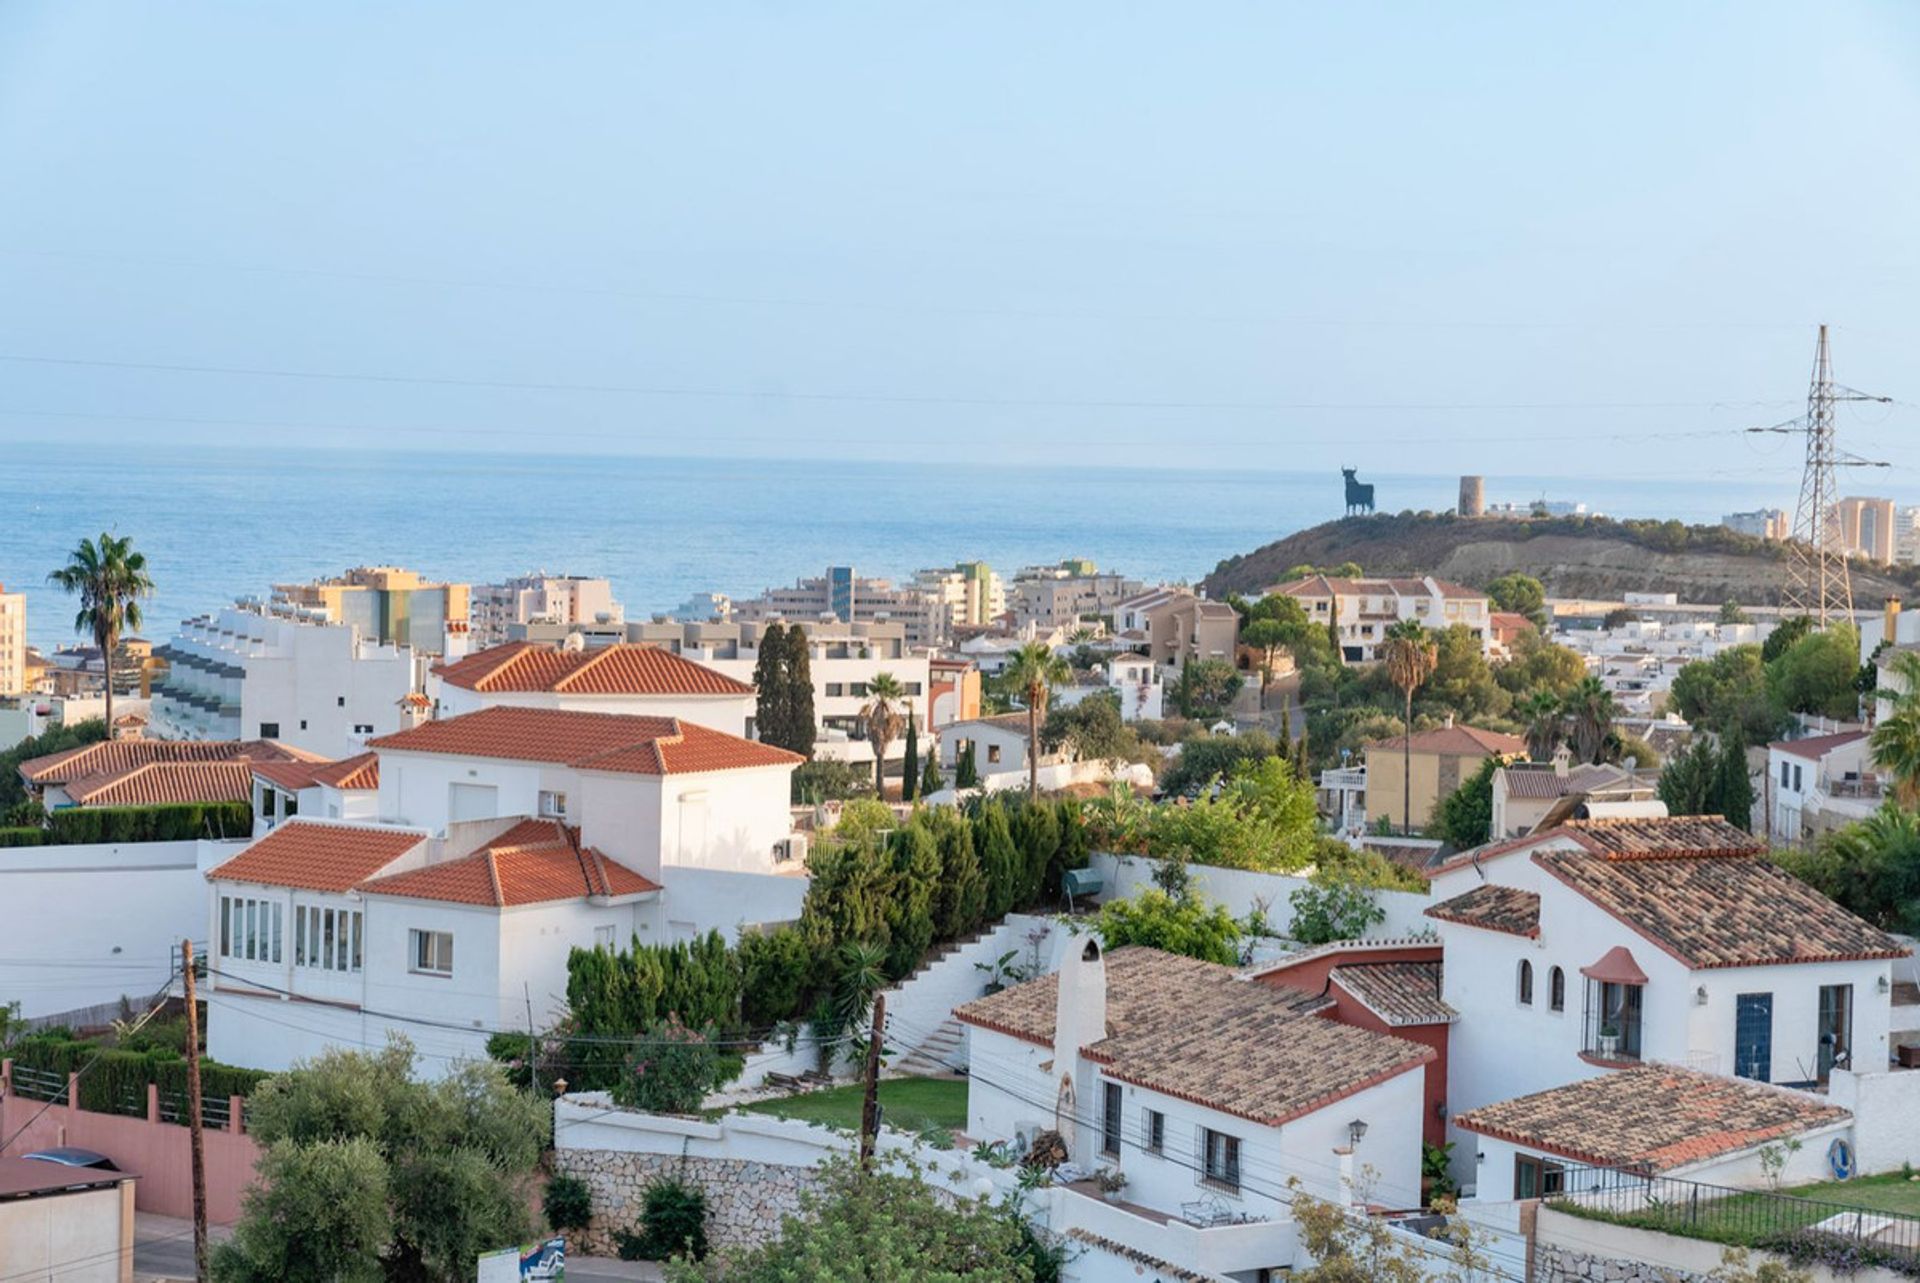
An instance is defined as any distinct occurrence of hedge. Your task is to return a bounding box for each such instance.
[45,801,253,845]
[0,827,45,848]
[5,1033,270,1117]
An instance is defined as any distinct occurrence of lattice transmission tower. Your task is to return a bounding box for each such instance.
[1751,325,1890,625]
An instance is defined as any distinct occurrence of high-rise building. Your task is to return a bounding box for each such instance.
[1834,497,1897,566]
[270,566,470,656]
[912,561,1005,632]
[470,573,623,647]
[0,584,24,696]
[1008,561,1144,629]
[1721,509,1788,541]
[733,566,951,646]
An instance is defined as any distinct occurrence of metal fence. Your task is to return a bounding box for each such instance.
[1549,1162,1920,1260]
[156,1087,234,1130]
[7,1064,67,1103]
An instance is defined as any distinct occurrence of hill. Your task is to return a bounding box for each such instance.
[1201,511,1919,607]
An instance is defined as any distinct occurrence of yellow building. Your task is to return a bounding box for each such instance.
[270,565,470,655]
[1364,724,1526,834]
[0,584,23,696]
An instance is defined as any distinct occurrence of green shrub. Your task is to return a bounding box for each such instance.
[46,801,252,845]
[1096,890,1242,965]
[0,827,45,847]
[615,1178,708,1261]
[736,927,816,1030]
[610,1017,733,1114]
[544,1174,593,1233]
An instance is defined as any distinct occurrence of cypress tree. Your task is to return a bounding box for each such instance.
[754,623,789,748]
[1715,728,1754,831]
[920,752,943,798]
[784,625,817,759]
[955,741,980,790]
[901,709,920,803]
[977,801,1021,919]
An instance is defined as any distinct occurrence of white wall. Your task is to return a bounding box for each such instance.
[654,866,808,942]
[434,684,752,738]
[0,838,243,1019]
[1089,853,1433,940]
[885,914,1059,1068]
[377,750,557,832]
[1828,1068,1920,1176]
[0,1185,128,1283]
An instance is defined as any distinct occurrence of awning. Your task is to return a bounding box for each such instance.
[1581,945,1648,985]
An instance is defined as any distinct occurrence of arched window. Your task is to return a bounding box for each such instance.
[1518,959,1534,1006]
[1549,966,1566,1013]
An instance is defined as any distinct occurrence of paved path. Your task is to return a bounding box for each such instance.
[133,1213,661,1282]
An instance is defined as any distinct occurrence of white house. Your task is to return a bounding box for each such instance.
[1489,756,1658,840]
[1272,575,1492,664]
[1425,816,1907,1133]
[953,943,1431,1260]
[251,751,381,832]
[204,815,661,1074]
[939,713,1055,780]
[428,640,755,737]
[1765,729,1876,846]
[151,604,425,757]
[1052,654,1164,723]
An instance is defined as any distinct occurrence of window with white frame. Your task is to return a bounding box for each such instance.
[593,924,616,951]
[219,895,283,964]
[411,929,454,976]
[538,790,569,819]
[1201,1127,1241,1192]
[294,905,363,973]
[1143,1108,1165,1154]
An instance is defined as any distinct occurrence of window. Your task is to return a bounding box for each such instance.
[294,905,363,972]
[987,744,1002,764]
[1780,761,1791,788]
[850,682,868,697]
[1793,764,1803,791]
[1549,966,1566,1013]
[1514,1154,1565,1200]
[337,695,346,707]
[1201,1128,1241,1193]
[283,793,298,819]
[594,924,616,951]
[352,723,374,735]
[538,790,569,819]
[412,929,454,976]
[824,683,844,697]
[1818,984,1853,1079]
[217,895,283,964]
[1143,1109,1165,1154]
[299,719,308,731]
[1518,959,1534,1006]
[1101,1082,1122,1157]
[259,722,280,739]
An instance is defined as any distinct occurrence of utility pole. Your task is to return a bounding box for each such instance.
[524,982,538,1095]
[857,993,886,1168]
[181,939,208,1283]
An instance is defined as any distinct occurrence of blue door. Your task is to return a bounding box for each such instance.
[1735,993,1773,1081]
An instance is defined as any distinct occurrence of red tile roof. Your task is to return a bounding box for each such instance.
[1329,961,1456,1027]
[1454,1065,1850,1174]
[433,641,753,697]
[1426,884,1541,937]
[66,761,257,808]
[1561,816,1762,861]
[369,707,801,775]
[1366,726,1526,757]
[358,818,659,907]
[207,820,427,893]
[1768,731,1870,761]
[252,751,381,793]
[22,739,321,786]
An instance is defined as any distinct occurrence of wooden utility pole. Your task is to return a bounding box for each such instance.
[857,993,886,1167]
[182,940,208,1283]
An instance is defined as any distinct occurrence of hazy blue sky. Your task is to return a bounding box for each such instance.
[1,2,1916,481]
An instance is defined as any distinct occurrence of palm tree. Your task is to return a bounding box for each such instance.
[1564,676,1618,765]
[1517,690,1565,762]
[1379,618,1438,835]
[1004,641,1071,795]
[857,673,907,795]
[1871,652,1920,805]
[48,532,155,734]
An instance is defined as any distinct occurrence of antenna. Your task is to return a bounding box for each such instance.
[1748,325,1891,625]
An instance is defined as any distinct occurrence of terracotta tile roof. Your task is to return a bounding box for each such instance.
[1499,763,1645,801]
[1454,1064,1851,1174]
[1768,731,1870,761]
[369,707,802,775]
[1534,845,1906,969]
[1426,884,1540,937]
[22,738,321,786]
[954,948,1433,1128]
[313,752,379,791]
[207,820,427,893]
[1561,816,1762,861]
[949,712,1035,735]
[358,818,659,907]
[1366,726,1526,757]
[432,641,753,697]
[65,761,257,808]
[1330,961,1456,1026]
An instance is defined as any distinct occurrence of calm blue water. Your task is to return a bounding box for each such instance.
[1,445,1789,653]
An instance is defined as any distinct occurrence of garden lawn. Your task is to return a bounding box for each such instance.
[1777,1172,1920,1218]
[1555,1172,1920,1250]
[739,1076,969,1135]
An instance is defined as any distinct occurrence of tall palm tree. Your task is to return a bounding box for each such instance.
[1871,652,1920,805]
[1516,689,1565,762]
[48,532,155,734]
[1564,676,1618,765]
[1005,641,1071,795]
[857,672,907,795]
[1379,618,1438,835]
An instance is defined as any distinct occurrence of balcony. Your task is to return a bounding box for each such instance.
[1581,986,1645,1066]
[1047,1181,1296,1278]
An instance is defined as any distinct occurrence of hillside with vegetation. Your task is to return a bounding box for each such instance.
[1202,510,1919,605]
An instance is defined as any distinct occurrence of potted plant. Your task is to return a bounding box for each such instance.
[974,950,1028,995]
[1094,1168,1129,1202]
[1597,1023,1620,1058]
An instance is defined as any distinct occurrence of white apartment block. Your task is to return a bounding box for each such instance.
[1272,574,1490,663]
[1008,560,1144,630]
[151,605,426,758]
[1721,508,1788,540]
[470,573,623,648]
[729,565,952,647]
[0,584,23,697]
[910,561,1005,633]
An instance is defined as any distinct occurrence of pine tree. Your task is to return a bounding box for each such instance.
[901,709,920,803]
[753,623,789,747]
[1715,728,1754,831]
[1656,737,1716,816]
[1293,725,1312,782]
[920,751,943,798]
[784,625,817,759]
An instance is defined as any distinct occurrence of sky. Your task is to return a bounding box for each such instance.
[0,2,1917,481]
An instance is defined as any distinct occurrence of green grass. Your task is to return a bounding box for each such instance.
[738,1076,969,1135]
[1776,1172,1920,1218]
[1553,1171,1920,1251]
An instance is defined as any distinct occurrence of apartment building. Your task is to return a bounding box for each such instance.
[1272,574,1491,663]
[911,561,1004,632]
[1111,588,1240,673]
[0,584,23,696]
[1835,497,1897,566]
[730,565,951,646]
[1007,560,1144,629]
[1721,508,1788,540]
[270,565,470,656]
[470,572,622,647]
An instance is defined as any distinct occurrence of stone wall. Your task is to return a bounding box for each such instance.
[556,1146,828,1257]
[1535,1243,1701,1282]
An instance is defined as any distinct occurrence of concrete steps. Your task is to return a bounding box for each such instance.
[892,1016,966,1077]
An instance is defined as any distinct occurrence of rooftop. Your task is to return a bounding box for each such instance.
[954,947,1433,1129]
[207,819,427,893]
[1454,1064,1850,1174]
[1769,730,1870,761]
[1425,884,1541,937]
[369,706,802,776]
[1329,961,1456,1027]
[0,1156,134,1200]
[1366,725,1526,757]
[358,818,658,907]
[251,750,381,793]
[65,760,257,808]
[1498,762,1648,801]
[20,738,321,786]
[432,640,753,697]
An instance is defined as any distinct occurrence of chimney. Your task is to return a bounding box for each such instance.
[1444,713,1454,729]
[1886,597,1903,646]
[1052,936,1108,1159]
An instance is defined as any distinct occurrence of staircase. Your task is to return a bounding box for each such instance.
[892,1017,966,1078]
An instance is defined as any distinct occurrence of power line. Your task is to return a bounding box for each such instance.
[0,968,179,1155]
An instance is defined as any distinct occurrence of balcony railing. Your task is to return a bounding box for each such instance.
[1581,1002,1644,1064]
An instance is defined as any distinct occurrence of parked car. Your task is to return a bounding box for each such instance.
[22,1147,120,1171]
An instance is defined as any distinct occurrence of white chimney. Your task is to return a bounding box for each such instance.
[1052,936,1108,1159]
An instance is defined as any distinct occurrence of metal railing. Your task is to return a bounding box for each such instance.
[1549,1163,1920,1260]
[7,1064,67,1103]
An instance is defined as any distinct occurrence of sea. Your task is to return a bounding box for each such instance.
[0,444,1790,654]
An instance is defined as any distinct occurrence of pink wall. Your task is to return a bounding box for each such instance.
[0,1062,261,1225]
